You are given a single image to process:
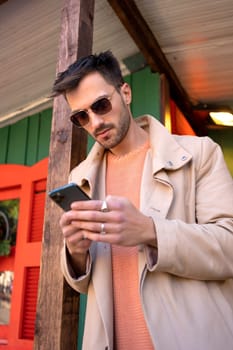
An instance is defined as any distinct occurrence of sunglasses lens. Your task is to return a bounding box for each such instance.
[71,110,89,127]
[70,94,114,127]
[91,97,112,115]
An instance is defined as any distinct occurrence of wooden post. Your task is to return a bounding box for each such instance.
[34,1,94,349]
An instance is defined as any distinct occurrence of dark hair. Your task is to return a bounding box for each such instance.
[51,50,124,97]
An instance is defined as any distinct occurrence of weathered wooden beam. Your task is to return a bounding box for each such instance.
[34,1,94,349]
[107,0,199,132]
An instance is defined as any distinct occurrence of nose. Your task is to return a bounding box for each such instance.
[88,110,105,129]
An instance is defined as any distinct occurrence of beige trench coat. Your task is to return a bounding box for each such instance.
[61,115,233,350]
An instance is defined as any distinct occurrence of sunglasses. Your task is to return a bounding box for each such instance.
[70,89,116,128]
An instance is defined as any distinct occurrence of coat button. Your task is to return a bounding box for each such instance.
[181,155,187,161]
[166,160,173,167]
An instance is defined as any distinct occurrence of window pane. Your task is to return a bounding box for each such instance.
[0,199,19,255]
[0,271,14,325]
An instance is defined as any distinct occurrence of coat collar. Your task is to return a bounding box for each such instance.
[70,115,192,196]
[137,115,192,174]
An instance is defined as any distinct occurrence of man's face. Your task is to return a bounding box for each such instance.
[66,72,132,151]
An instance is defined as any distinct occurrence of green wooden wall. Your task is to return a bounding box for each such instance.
[0,109,52,165]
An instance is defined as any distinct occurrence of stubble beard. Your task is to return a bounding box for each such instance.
[93,100,131,149]
[95,107,131,150]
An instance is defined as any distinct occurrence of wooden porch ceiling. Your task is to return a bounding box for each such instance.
[0,0,233,134]
[107,0,195,129]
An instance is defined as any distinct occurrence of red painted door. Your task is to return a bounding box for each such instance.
[0,158,48,350]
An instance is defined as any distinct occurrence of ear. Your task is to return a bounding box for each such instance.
[120,83,132,105]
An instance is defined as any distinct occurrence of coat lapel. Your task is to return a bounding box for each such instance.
[139,115,192,220]
[140,150,174,220]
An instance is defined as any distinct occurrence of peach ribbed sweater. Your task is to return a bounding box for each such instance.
[106,141,154,350]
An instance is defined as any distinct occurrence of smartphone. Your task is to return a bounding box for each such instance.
[48,182,90,211]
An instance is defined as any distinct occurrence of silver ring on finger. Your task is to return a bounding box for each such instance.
[101,200,108,212]
[100,223,106,235]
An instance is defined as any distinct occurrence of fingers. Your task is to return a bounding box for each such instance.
[69,195,125,212]
[59,211,89,255]
[66,231,91,256]
[70,199,107,211]
[59,196,135,249]
[60,196,127,237]
[59,199,112,256]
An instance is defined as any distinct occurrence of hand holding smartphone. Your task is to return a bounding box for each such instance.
[48,183,90,211]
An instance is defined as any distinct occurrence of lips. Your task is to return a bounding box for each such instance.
[95,127,111,138]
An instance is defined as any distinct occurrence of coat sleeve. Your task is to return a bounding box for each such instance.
[147,137,233,280]
[60,243,92,294]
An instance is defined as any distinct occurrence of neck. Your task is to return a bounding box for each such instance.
[110,119,149,157]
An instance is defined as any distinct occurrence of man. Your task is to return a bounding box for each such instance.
[52,51,233,350]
